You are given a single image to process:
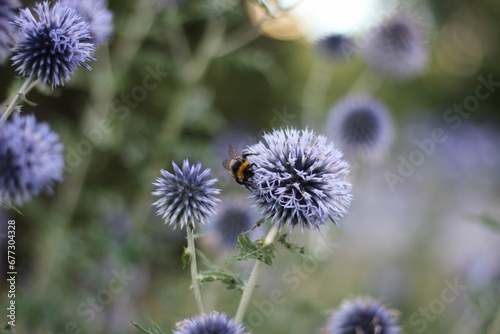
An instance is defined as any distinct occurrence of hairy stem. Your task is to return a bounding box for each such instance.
[235,225,279,323]
[187,224,205,314]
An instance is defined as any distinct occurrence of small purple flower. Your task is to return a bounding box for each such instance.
[245,128,352,232]
[211,197,258,249]
[174,312,249,334]
[316,34,354,61]
[0,113,64,204]
[152,160,221,229]
[327,297,400,334]
[60,0,113,46]
[11,1,95,88]
[363,10,429,79]
[327,95,394,162]
[0,0,20,64]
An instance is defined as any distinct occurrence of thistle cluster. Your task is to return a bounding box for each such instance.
[244,128,352,231]
[327,95,394,162]
[10,0,113,87]
[0,114,64,204]
[327,297,400,334]
[0,0,113,206]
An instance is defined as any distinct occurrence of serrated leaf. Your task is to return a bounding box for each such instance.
[1,201,24,216]
[199,269,245,291]
[131,320,165,334]
[182,247,190,268]
[226,234,276,266]
[278,234,305,256]
[478,214,500,233]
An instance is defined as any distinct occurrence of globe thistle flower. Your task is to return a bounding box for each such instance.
[0,0,20,64]
[244,128,352,231]
[60,0,113,47]
[11,1,95,88]
[316,34,355,61]
[327,95,394,162]
[363,11,429,79]
[174,312,249,334]
[152,160,221,229]
[327,297,400,334]
[0,113,64,204]
[211,197,258,249]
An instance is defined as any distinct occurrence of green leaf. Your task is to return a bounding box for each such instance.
[226,234,276,266]
[131,320,165,334]
[199,269,245,292]
[181,247,190,268]
[1,201,24,216]
[278,234,305,256]
[478,214,500,233]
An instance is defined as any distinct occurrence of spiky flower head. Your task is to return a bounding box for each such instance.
[0,113,64,204]
[152,160,220,229]
[60,0,113,47]
[245,128,352,232]
[211,197,258,249]
[327,95,394,162]
[327,297,400,334]
[0,0,20,64]
[174,312,249,334]
[316,33,354,61]
[363,10,428,79]
[11,1,95,88]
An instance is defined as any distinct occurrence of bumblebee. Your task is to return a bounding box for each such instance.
[223,145,255,190]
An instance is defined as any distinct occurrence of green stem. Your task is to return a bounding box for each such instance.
[186,224,205,314]
[301,60,335,128]
[235,225,280,324]
[0,77,37,127]
[488,307,500,334]
[345,68,382,96]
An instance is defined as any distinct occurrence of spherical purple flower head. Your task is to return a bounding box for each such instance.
[327,95,394,162]
[316,34,355,61]
[245,128,352,232]
[363,10,428,79]
[152,160,221,229]
[327,297,400,334]
[211,197,258,249]
[0,113,64,204]
[60,0,113,47]
[0,0,20,64]
[11,1,95,88]
[174,312,249,334]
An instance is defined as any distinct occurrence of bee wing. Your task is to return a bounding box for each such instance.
[228,145,238,159]
[222,158,232,170]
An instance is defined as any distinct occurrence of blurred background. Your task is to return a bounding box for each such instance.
[1,0,500,333]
